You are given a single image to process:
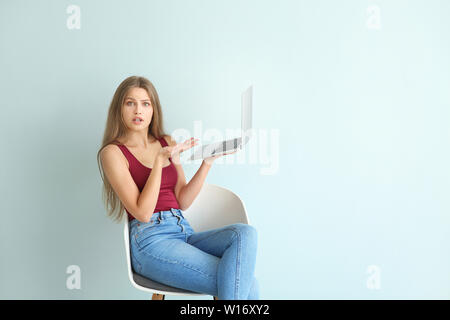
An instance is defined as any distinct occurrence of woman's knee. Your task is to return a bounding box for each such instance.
[230,223,258,243]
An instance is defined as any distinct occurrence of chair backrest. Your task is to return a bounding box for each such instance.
[182,183,250,232]
[123,218,137,289]
[123,183,249,292]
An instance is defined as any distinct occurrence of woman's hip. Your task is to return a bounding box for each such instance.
[129,208,194,250]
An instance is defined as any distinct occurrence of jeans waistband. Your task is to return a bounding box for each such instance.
[129,208,184,227]
[154,208,184,220]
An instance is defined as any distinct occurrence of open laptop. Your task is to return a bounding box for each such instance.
[189,85,253,161]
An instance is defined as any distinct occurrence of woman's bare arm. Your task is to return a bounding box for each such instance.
[100,145,165,223]
[136,155,164,222]
[177,160,212,210]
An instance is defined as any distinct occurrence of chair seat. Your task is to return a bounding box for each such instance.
[133,272,201,294]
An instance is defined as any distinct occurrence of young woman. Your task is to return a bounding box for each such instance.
[97,76,259,300]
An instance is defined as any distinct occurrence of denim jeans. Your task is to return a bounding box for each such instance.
[129,208,259,300]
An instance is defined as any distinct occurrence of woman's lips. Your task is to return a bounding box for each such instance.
[132,118,143,124]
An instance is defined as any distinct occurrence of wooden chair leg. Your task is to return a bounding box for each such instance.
[213,296,218,300]
[152,293,165,300]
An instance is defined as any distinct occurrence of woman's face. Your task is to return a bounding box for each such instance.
[122,87,153,130]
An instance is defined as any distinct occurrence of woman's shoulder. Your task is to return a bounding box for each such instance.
[101,143,122,159]
[100,142,131,169]
[103,140,124,151]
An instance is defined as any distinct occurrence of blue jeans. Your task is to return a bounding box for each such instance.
[129,208,259,300]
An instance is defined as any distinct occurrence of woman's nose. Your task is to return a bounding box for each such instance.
[134,103,144,112]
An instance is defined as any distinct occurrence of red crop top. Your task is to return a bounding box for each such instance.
[115,136,180,221]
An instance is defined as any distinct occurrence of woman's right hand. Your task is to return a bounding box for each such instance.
[157,137,198,162]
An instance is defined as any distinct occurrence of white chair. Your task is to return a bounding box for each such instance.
[123,183,251,300]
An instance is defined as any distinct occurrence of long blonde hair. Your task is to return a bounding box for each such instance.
[97,76,167,222]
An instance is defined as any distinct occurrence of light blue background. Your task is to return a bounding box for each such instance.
[1,0,449,299]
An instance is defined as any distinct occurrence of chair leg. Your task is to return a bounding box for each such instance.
[213,296,218,300]
[152,293,165,300]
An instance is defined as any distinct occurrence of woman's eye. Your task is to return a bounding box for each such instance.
[126,101,149,106]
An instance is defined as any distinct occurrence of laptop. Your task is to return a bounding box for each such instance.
[189,85,253,161]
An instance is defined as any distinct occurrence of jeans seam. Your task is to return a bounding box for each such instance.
[234,228,241,299]
[129,236,142,273]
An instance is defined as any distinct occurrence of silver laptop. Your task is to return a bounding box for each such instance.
[189,85,253,160]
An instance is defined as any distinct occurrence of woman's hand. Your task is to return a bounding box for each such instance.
[203,150,238,166]
[157,137,199,163]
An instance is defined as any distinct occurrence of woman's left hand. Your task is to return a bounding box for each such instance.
[204,150,238,165]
